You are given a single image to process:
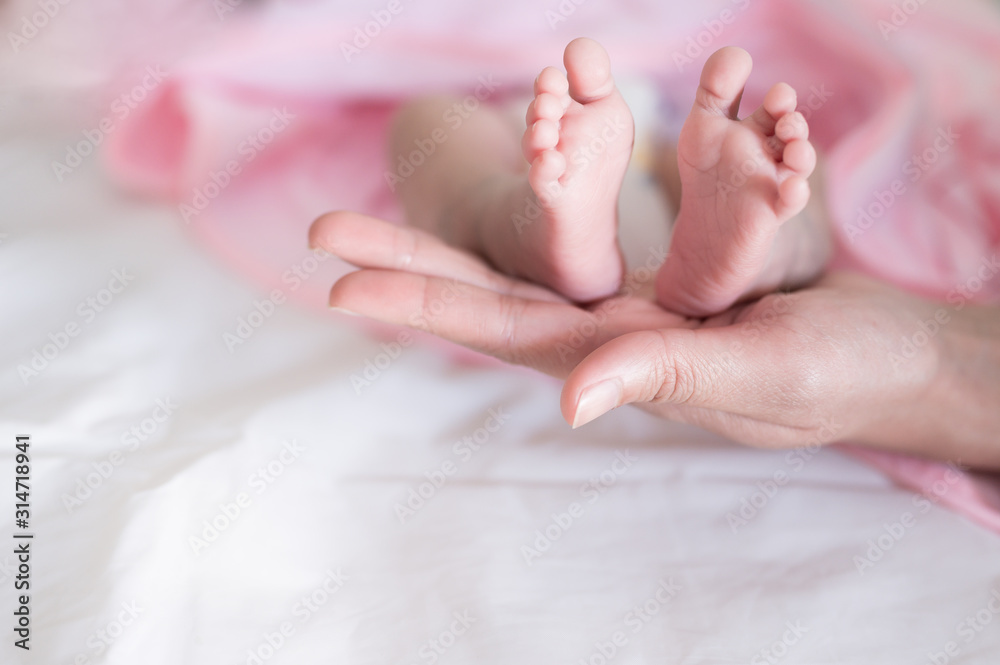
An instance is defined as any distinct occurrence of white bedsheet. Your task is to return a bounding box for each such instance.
[3,129,1000,665]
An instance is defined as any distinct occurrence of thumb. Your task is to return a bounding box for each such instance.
[561,328,755,428]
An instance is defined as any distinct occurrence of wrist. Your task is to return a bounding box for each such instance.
[858,292,1000,469]
[932,301,1000,467]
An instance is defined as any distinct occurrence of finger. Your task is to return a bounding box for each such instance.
[330,269,596,377]
[330,268,688,378]
[561,328,779,428]
[310,211,566,304]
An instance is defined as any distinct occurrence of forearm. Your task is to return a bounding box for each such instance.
[859,300,1000,469]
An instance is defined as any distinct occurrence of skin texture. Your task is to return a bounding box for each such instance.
[313,41,1000,469]
[655,47,820,316]
[389,40,824,311]
[311,212,1000,469]
[390,37,632,303]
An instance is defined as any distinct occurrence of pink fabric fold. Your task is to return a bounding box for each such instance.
[103,0,1000,532]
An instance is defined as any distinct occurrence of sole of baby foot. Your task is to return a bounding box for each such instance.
[655,46,816,317]
[484,37,634,303]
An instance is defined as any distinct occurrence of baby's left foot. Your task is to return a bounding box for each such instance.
[655,47,816,317]
[494,37,634,302]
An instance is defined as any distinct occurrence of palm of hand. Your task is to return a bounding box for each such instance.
[311,212,930,448]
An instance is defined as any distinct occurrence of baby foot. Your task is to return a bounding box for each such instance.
[502,37,634,302]
[655,47,816,317]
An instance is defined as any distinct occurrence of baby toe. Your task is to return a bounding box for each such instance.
[533,92,567,124]
[746,82,796,136]
[528,149,567,204]
[535,66,570,101]
[763,82,798,120]
[776,175,810,219]
[695,46,753,118]
[781,138,816,177]
[563,37,616,104]
[522,118,560,162]
[775,111,809,143]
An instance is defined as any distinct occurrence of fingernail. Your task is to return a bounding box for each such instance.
[330,306,360,317]
[572,379,622,429]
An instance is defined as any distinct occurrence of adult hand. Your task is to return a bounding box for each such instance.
[310,211,1000,468]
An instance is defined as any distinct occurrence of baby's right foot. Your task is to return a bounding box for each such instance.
[483,37,634,302]
[655,47,816,317]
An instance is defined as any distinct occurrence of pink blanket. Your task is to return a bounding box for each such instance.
[103,0,1000,532]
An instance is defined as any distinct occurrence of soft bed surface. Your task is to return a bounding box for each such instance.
[3,134,1000,664]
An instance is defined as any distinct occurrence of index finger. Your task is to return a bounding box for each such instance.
[329,268,685,379]
[310,210,567,304]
